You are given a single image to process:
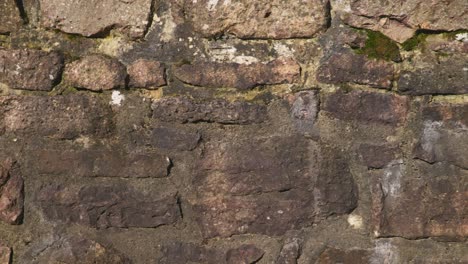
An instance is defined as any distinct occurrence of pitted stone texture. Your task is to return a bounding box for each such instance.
[0,0,22,34]
[152,97,267,124]
[288,90,319,135]
[413,103,468,169]
[128,59,166,89]
[317,247,371,264]
[65,55,127,91]
[192,136,356,239]
[0,243,11,264]
[358,144,399,169]
[24,236,130,264]
[34,148,170,178]
[0,95,113,139]
[371,161,468,239]
[317,51,394,89]
[159,242,264,264]
[343,0,468,43]
[0,49,63,91]
[38,184,180,229]
[398,57,468,95]
[151,126,201,151]
[322,90,408,125]
[184,0,329,39]
[173,58,300,90]
[39,0,152,38]
[276,238,302,264]
[0,159,23,225]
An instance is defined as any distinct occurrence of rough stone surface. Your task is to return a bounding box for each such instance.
[226,244,264,264]
[371,161,468,239]
[0,159,24,225]
[317,247,371,264]
[0,49,64,91]
[317,51,394,89]
[343,0,468,42]
[23,236,131,264]
[413,103,468,169]
[33,148,170,178]
[0,0,22,34]
[128,59,166,89]
[358,144,399,169]
[173,58,300,89]
[184,0,330,39]
[0,243,11,264]
[64,55,127,91]
[151,126,201,151]
[0,95,113,139]
[398,57,468,95]
[39,0,152,38]
[152,97,268,124]
[38,184,180,229]
[288,90,319,135]
[322,90,408,125]
[276,239,302,264]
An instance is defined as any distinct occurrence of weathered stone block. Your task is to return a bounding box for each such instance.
[22,236,130,264]
[276,238,302,264]
[64,55,127,91]
[0,243,10,264]
[151,126,201,151]
[0,0,22,34]
[39,0,152,38]
[317,247,371,264]
[0,159,23,225]
[322,90,408,125]
[34,148,170,178]
[152,97,267,124]
[343,0,468,43]
[358,144,399,169]
[128,59,166,89]
[317,52,394,89]
[226,245,264,264]
[184,0,329,39]
[173,58,300,90]
[413,103,468,169]
[0,49,63,91]
[398,57,468,95]
[0,95,113,139]
[371,161,468,239]
[38,184,180,229]
[288,90,319,134]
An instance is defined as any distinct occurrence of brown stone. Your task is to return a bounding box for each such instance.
[317,247,371,264]
[317,51,394,89]
[413,103,468,169]
[33,148,170,178]
[128,59,166,89]
[152,96,267,125]
[398,56,468,95]
[288,90,319,134]
[159,242,223,264]
[39,0,152,38]
[0,159,23,225]
[184,0,329,39]
[173,58,300,90]
[64,55,127,91]
[226,245,264,264]
[151,126,201,151]
[0,95,113,139]
[0,0,22,34]
[276,239,302,264]
[0,49,63,91]
[358,144,399,169]
[343,0,468,43]
[24,236,131,264]
[0,243,11,264]
[322,90,408,125]
[38,184,180,229]
[371,161,468,239]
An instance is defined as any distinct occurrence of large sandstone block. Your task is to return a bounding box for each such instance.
[316,51,394,89]
[39,0,153,38]
[322,90,408,125]
[0,95,113,139]
[413,103,468,169]
[371,161,468,239]
[0,0,22,34]
[343,0,468,43]
[184,0,330,39]
[0,159,23,225]
[152,96,267,124]
[398,56,468,95]
[38,184,180,229]
[173,58,300,90]
[0,49,63,91]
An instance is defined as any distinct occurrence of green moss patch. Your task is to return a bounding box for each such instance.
[401,32,429,51]
[354,30,401,62]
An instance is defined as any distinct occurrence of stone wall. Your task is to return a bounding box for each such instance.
[0,0,467,263]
